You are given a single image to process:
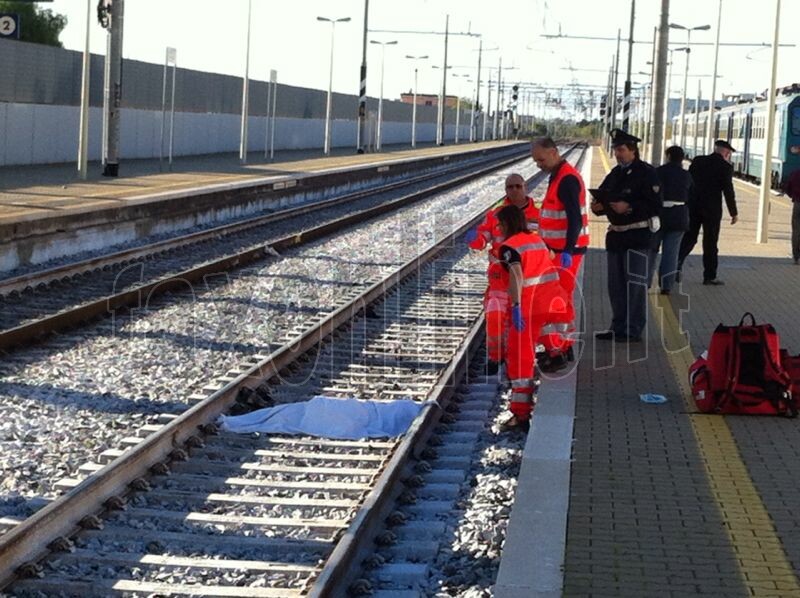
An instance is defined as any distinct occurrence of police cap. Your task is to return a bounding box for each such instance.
[610,128,641,146]
[714,139,736,152]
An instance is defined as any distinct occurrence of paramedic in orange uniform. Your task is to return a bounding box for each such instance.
[531,137,589,372]
[495,205,565,431]
[466,173,540,375]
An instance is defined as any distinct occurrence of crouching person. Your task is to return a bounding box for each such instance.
[495,205,566,432]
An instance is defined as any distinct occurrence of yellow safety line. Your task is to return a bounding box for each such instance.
[596,147,800,596]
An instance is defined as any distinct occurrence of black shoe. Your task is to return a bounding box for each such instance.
[615,334,642,343]
[660,289,671,295]
[498,414,530,433]
[595,330,614,341]
[703,278,725,286]
[566,346,575,362]
[486,360,499,376]
[539,353,568,373]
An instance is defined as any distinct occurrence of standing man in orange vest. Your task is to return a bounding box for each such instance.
[531,137,589,372]
[467,173,540,376]
[495,205,565,431]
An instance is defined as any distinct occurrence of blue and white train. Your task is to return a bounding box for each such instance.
[670,84,800,187]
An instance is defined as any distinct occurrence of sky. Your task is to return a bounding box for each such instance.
[47,0,800,119]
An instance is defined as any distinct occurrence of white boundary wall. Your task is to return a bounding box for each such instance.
[0,102,473,166]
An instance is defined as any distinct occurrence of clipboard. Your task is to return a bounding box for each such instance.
[588,188,619,206]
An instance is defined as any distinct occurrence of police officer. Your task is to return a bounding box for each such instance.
[650,145,692,295]
[591,129,662,342]
[677,139,738,285]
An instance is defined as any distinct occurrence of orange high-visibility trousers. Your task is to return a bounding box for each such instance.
[538,254,583,356]
[485,288,510,363]
[506,311,546,420]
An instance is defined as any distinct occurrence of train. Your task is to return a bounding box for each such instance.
[670,84,800,188]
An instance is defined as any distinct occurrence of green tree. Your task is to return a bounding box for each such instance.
[0,1,67,47]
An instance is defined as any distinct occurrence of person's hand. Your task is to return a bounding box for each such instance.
[465,228,479,243]
[609,200,631,214]
[590,200,604,215]
[549,249,556,260]
[511,304,526,332]
[560,252,573,268]
[731,215,738,225]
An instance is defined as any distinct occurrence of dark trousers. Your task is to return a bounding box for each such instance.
[793,202,800,261]
[678,211,721,281]
[607,248,649,339]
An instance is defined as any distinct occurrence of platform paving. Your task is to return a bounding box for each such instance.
[497,145,800,597]
[561,148,800,597]
[0,140,517,227]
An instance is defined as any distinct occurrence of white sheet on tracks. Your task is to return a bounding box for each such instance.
[217,396,424,439]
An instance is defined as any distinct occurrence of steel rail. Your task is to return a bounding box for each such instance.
[0,145,529,353]
[0,143,584,592]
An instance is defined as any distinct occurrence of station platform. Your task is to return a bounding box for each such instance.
[0,140,523,273]
[0,141,517,228]
[497,147,800,597]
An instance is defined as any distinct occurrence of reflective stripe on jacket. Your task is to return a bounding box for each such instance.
[538,161,589,251]
[501,231,567,317]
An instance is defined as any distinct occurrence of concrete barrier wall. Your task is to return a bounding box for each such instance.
[0,102,475,165]
[0,38,484,166]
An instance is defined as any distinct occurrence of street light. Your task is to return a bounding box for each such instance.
[669,23,710,147]
[405,54,428,149]
[318,16,352,155]
[370,39,398,151]
[432,64,453,143]
[451,73,470,143]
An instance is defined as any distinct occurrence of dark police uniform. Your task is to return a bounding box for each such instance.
[678,141,737,283]
[650,160,692,292]
[594,130,662,340]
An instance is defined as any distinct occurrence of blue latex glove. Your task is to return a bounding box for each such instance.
[511,304,526,332]
[560,252,573,268]
[465,228,479,244]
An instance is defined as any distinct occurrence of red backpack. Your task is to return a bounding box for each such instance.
[780,349,800,409]
[689,313,797,417]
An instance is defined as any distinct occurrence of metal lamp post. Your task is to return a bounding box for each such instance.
[405,54,428,149]
[669,23,710,147]
[77,0,92,180]
[432,64,453,143]
[370,39,398,151]
[452,73,469,143]
[239,0,253,164]
[318,16,351,155]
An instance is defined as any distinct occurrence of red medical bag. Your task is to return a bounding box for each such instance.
[689,313,796,417]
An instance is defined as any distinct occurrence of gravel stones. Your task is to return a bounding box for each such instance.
[0,161,536,518]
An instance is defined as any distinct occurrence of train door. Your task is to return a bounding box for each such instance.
[743,109,752,175]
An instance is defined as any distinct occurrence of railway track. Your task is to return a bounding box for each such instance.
[0,144,588,597]
[0,145,527,353]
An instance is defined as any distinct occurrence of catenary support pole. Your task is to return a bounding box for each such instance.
[356,0,369,153]
[77,0,91,180]
[707,0,722,153]
[756,0,782,244]
[648,0,670,165]
[102,0,124,177]
[239,0,252,164]
[622,0,635,131]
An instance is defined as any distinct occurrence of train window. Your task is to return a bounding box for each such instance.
[793,107,800,135]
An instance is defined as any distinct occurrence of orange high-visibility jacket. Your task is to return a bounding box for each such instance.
[501,231,566,318]
[538,161,590,252]
[468,197,540,289]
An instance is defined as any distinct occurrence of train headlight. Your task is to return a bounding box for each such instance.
[791,146,800,155]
